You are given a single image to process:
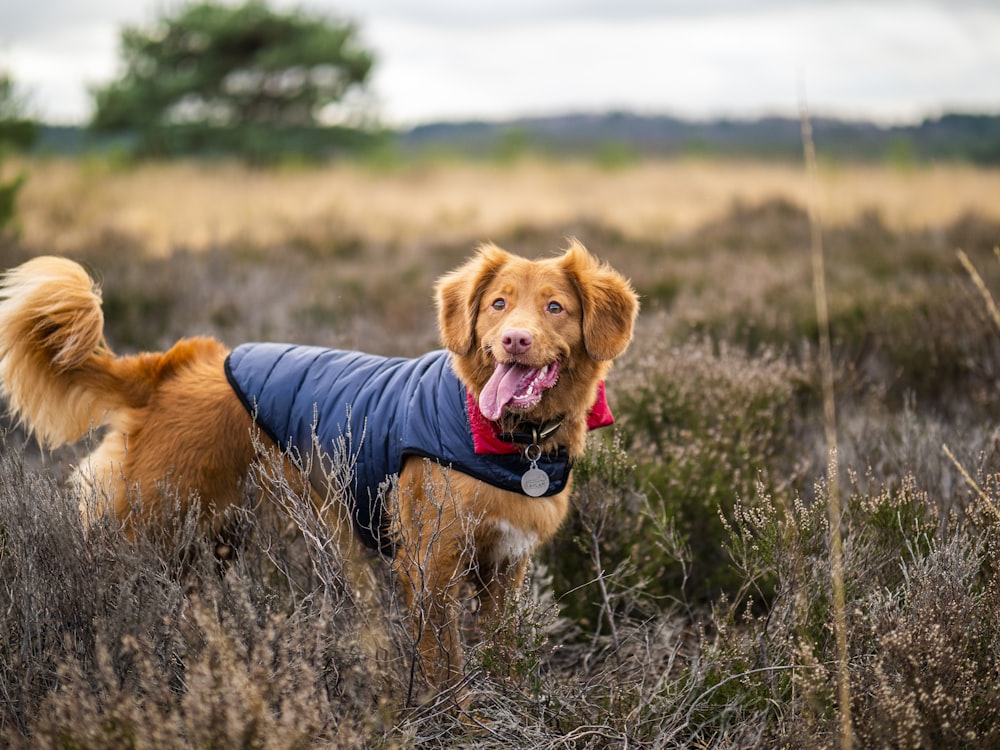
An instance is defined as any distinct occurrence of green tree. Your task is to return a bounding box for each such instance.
[90,0,378,160]
[0,73,38,230]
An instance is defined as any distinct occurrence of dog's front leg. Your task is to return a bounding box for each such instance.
[474,554,529,631]
[393,460,473,705]
[392,546,465,703]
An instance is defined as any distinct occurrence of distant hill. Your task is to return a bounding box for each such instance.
[32,111,1000,164]
[33,126,135,156]
[398,112,1000,164]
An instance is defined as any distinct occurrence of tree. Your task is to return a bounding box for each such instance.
[0,73,38,230]
[90,1,377,160]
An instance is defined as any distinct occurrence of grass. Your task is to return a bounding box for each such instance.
[12,156,1000,255]
[2,155,1000,746]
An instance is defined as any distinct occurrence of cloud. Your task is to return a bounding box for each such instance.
[2,0,149,39]
[2,0,998,125]
[366,1,1000,124]
[312,0,1000,28]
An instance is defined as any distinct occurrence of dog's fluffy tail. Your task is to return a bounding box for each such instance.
[0,256,136,447]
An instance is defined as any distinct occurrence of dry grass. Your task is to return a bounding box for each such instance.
[12,157,1000,256]
[3,155,1000,747]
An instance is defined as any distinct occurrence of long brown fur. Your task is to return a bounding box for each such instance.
[0,244,638,701]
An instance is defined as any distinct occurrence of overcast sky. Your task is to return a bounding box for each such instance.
[1,0,998,126]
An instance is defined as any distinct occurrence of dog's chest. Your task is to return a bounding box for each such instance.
[488,519,539,563]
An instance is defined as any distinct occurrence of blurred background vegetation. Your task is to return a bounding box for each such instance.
[0,73,37,229]
[2,0,1000,747]
[2,0,997,166]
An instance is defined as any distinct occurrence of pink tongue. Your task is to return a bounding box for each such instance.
[479,362,532,421]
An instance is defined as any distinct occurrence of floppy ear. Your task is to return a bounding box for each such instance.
[560,240,639,361]
[435,243,511,355]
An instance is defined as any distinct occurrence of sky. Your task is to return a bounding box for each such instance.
[1,0,998,127]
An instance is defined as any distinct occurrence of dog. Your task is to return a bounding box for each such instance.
[0,241,638,699]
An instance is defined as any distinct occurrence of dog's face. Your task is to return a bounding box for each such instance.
[436,241,638,427]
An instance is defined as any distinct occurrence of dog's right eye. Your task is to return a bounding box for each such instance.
[490,298,506,311]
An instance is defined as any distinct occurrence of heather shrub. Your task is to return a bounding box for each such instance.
[708,465,1000,747]
[608,328,801,604]
[542,430,660,633]
[3,181,1000,746]
[0,447,404,748]
[853,528,1000,748]
[813,278,1000,412]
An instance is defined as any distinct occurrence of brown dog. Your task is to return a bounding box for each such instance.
[0,242,638,698]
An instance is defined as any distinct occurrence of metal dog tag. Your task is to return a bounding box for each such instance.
[521,444,549,496]
[521,467,550,497]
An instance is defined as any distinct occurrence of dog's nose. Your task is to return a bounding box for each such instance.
[501,328,533,355]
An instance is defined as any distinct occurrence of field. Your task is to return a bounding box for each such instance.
[2,155,1000,748]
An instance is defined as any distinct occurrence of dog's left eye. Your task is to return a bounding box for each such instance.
[546,301,564,314]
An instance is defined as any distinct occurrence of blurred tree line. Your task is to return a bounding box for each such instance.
[90,0,382,162]
[0,74,38,230]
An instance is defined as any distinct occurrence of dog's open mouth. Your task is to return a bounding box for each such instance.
[479,359,561,421]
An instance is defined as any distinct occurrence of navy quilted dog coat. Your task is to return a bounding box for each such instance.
[224,344,579,552]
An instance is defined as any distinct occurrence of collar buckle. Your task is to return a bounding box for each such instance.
[498,417,564,446]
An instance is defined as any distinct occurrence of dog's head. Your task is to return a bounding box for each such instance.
[436,241,639,427]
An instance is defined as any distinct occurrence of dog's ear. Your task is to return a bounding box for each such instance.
[436,243,511,355]
[559,240,639,361]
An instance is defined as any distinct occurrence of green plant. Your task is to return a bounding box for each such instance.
[611,335,800,605]
[0,72,37,230]
[90,0,377,161]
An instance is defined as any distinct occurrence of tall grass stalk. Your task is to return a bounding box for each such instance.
[957,247,1000,332]
[801,105,853,750]
[942,442,1000,521]
[947,248,1000,522]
